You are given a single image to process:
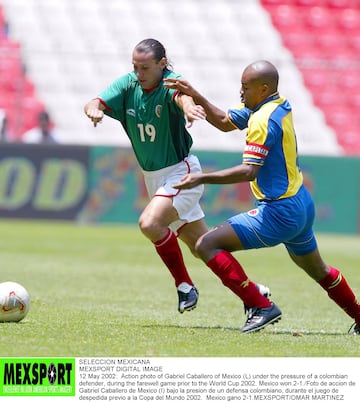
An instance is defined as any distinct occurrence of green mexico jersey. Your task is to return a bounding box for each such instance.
[98,70,193,171]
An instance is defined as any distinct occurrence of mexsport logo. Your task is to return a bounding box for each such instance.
[3,361,72,386]
[0,358,75,397]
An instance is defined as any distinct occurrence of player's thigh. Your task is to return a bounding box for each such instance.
[196,222,245,256]
[178,218,208,256]
[139,195,178,228]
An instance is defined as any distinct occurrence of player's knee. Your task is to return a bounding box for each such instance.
[195,234,213,262]
[138,215,165,241]
[138,215,154,236]
[187,243,198,259]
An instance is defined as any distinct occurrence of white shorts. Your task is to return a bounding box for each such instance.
[142,154,205,234]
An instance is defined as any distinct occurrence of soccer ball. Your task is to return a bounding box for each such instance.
[0,281,30,322]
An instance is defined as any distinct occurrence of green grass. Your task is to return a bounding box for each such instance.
[0,220,359,357]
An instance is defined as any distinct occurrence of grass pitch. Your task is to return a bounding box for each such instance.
[0,220,359,357]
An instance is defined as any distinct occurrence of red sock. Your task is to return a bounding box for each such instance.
[154,229,192,287]
[207,250,271,308]
[319,266,360,324]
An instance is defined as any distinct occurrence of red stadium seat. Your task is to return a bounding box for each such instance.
[326,0,360,9]
[282,27,313,50]
[268,5,304,30]
[0,30,45,139]
[292,46,329,69]
[315,88,346,109]
[295,0,326,7]
[337,8,360,31]
[0,58,22,77]
[327,50,358,72]
[261,0,296,5]
[303,7,336,31]
[347,31,360,52]
[342,70,360,91]
[350,92,360,109]
[323,105,351,130]
[314,29,348,53]
[301,68,336,90]
[337,126,360,155]
[293,45,328,64]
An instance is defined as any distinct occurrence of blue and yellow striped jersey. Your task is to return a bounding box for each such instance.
[228,94,303,200]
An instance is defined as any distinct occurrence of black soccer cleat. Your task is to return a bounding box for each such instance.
[241,302,282,333]
[348,322,360,335]
[177,282,199,313]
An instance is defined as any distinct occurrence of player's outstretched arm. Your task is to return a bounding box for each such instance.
[175,93,206,128]
[173,164,261,190]
[84,99,105,127]
[164,78,234,132]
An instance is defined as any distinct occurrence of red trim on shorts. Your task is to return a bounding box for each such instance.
[154,193,178,198]
[153,158,190,199]
[183,158,191,173]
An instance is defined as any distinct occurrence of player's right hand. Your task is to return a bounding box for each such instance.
[173,173,203,190]
[85,108,104,127]
[164,78,198,98]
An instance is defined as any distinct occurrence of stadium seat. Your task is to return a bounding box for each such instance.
[350,92,360,109]
[303,7,336,31]
[267,5,303,30]
[301,68,336,91]
[337,126,360,155]
[337,8,360,31]
[315,89,346,109]
[329,48,359,71]
[262,0,296,5]
[314,29,348,54]
[295,0,326,6]
[282,27,313,51]
[341,70,360,92]
[0,23,45,139]
[326,0,359,8]
[324,105,350,129]
[346,31,360,52]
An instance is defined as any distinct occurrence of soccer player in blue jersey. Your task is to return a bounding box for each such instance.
[84,39,208,314]
[165,60,360,334]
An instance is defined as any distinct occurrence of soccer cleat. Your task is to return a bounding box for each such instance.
[348,322,360,335]
[241,303,282,333]
[244,283,271,314]
[177,282,199,313]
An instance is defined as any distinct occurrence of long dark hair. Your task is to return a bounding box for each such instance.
[134,38,173,71]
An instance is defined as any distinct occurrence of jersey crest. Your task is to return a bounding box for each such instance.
[155,105,162,118]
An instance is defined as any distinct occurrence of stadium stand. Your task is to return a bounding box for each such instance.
[0,7,45,141]
[261,0,360,154]
[1,0,356,155]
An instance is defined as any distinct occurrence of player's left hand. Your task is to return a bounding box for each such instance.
[185,104,206,128]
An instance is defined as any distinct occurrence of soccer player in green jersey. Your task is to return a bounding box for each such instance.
[84,38,208,313]
[165,60,360,334]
